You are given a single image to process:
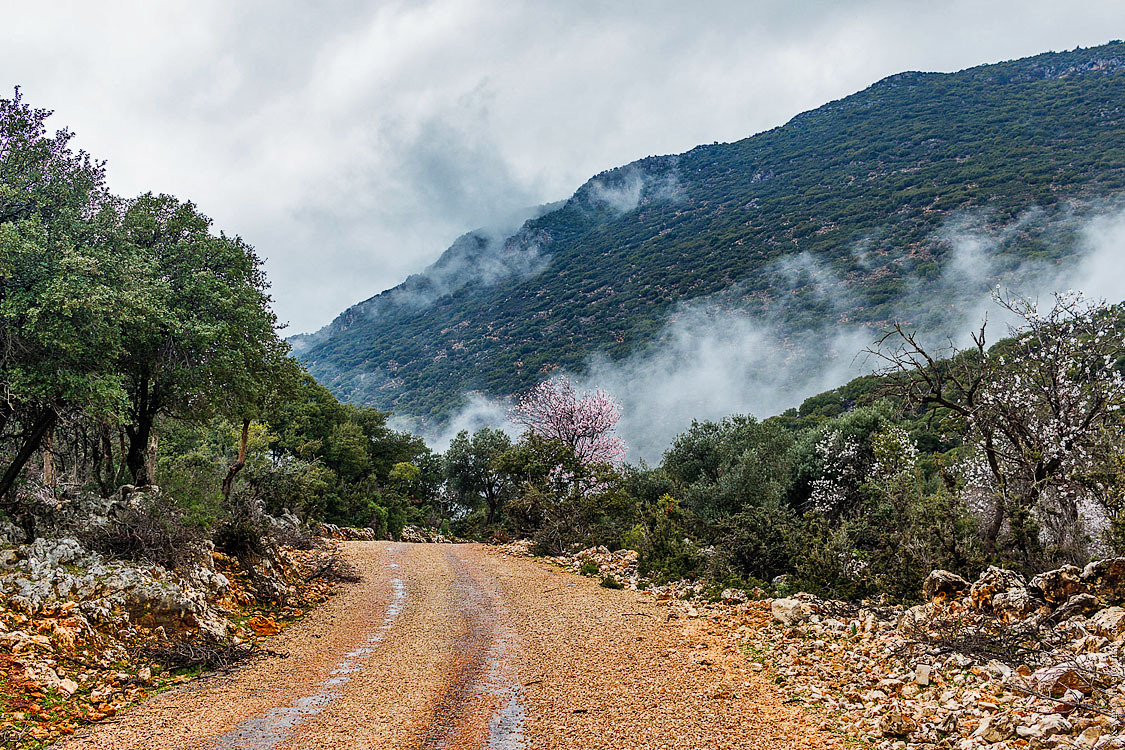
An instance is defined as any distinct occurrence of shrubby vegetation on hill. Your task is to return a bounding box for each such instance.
[440,292,1125,602]
[299,42,1125,423]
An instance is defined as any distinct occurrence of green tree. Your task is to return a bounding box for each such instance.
[117,193,287,484]
[664,415,794,523]
[444,427,515,524]
[0,90,142,504]
[323,421,372,483]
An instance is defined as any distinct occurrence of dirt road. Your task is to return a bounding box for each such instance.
[58,542,837,749]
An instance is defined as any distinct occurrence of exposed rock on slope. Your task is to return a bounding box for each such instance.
[0,504,351,748]
[741,562,1125,749]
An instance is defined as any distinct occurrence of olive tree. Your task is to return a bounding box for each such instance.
[0,90,142,504]
[444,427,514,524]
[117,193,288,486]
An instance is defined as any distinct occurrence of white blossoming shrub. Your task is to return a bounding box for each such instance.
[808,429,864,514]
[878,289,1125,565]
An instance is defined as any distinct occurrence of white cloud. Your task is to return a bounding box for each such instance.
[423,204,1125,463]
[1,1,1121,331]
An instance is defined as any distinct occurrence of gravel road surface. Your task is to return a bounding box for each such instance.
[57,542,838,749]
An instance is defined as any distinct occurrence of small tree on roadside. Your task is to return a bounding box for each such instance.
[505,377,631,551]
[444,427,514,525]
[498,434,633,554]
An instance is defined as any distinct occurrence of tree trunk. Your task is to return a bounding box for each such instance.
[0,408,57,500]
[41,427,56,489]
[222,419,251,501]
[125,419,150,484]
[980,433,1007,545]
[117,428,127,483]
[983,493,1006,546]
[95,422,115,495]
[125,375,155,484]
[484,482,499,525]
[0,401,12,437]
[143,432,158,486]
[92,425,108,496]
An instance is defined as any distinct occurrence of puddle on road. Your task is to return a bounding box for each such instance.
[208,546,527,750]
[488,691,526,750]
[206,557,407,750]
[484,636,527,750]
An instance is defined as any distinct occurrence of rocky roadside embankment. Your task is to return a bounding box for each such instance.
[740,563,1125,750]
[0,491,358,748]
[500,542,1125,749]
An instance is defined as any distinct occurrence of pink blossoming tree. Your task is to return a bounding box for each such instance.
[509,376,627,467]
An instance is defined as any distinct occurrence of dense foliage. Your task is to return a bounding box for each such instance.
[8,48,1125,610]
[439,295,1125,603]
[0,91,439,552]
[300,43,1125,424]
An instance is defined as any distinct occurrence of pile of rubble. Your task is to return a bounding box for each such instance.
[495,539,536,557]
[318,523,458,544]
[494,541,641,586]
[318,523,381,541]
[737,562,1125,749]
[560,545,641,587]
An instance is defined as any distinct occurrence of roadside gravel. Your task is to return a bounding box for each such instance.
[57,543,836,749]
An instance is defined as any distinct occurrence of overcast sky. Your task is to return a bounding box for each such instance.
[2,1,1120,332]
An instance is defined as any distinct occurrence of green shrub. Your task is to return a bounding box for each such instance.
[579,561,600,576]
[600,575,624,589]
[155,449,224,529]
[367,502,389,539]
[214,491,270,559]
[634,494,703,582]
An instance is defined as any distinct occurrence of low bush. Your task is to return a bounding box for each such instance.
[80,491,210,570]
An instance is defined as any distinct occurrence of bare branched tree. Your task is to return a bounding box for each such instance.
[870,291,1125,560]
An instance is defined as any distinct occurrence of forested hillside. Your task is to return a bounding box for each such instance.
[298,42,1125,422]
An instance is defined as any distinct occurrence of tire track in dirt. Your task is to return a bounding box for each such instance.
[208,548,408,749]
[58,542,837,750]
[414,548,525,750]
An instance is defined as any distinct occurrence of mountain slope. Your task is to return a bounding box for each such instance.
[298,43,1125,423]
